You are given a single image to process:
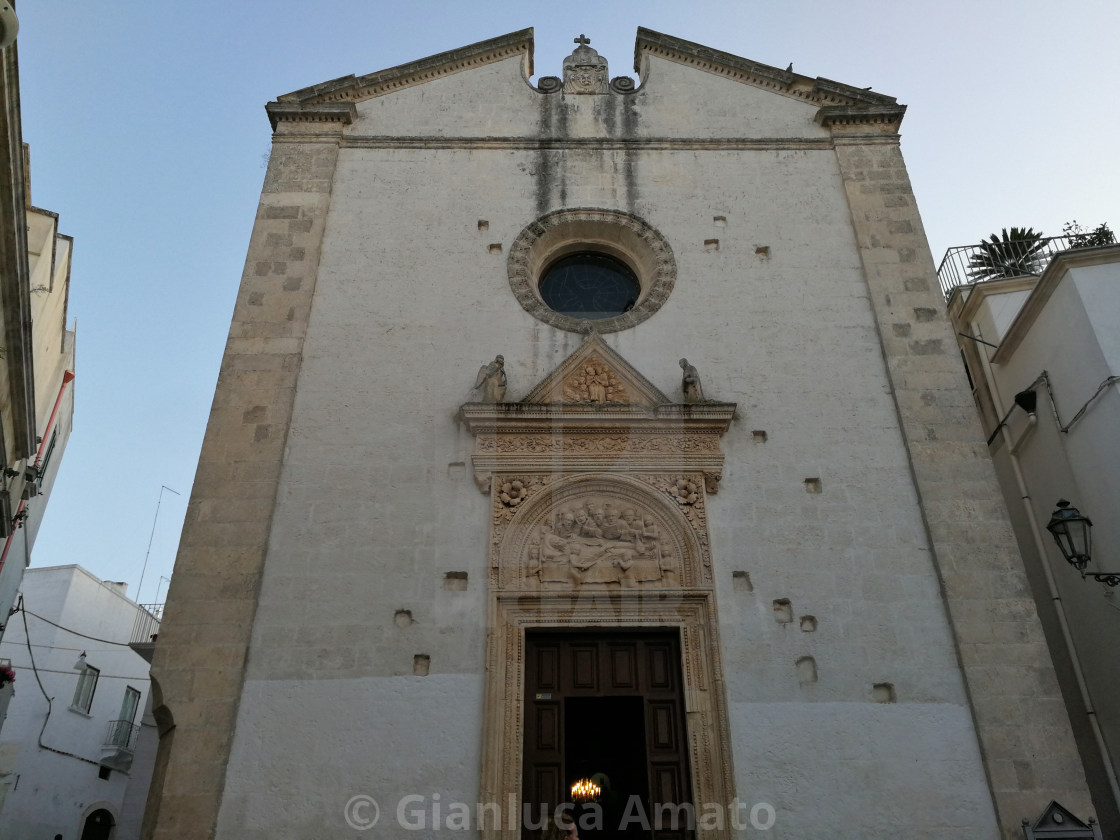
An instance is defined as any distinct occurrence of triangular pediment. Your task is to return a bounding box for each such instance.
[1023,800,1100,838]
[635,27,902,113]
[266,28,903,132]
[459,335,736,495]
[266,29,533,128]
[520,334,672,409]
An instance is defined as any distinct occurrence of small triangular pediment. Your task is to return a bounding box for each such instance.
[520,334,671,408]
[1024,800,1099,839]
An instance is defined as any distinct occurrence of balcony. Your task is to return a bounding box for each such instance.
[101,718,140,772]
[128,603,163,663]
[938,234,1090,299]
[104,718,139,751]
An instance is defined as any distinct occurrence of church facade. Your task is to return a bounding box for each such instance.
[145,30,1093,839]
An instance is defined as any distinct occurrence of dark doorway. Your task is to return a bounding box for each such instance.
[80,808,115,840]
[523,631,693,840]
[565,696,650,838]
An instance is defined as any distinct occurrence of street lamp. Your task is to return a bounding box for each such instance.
[1046,500,1119,587]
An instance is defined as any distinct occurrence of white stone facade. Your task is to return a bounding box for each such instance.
[148,30,1091,840]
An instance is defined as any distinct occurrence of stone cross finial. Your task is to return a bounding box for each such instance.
[563,34,608,94]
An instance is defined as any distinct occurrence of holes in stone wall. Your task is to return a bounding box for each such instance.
[732,571,753,592]
[443,571,468,591]
[796,656,817,685]
[772,598,793,624]
[751,430,768,443]
[804,478,822,494]
[413,655,431,676]
[713,216,727,227]
[872,683,896,703]
[704,239,720,252]
[447,462,465,479]
[478,220,489,231]
[394,610,414,628]
[488,243,503,254]
[800,615,817,632]
[754,245,771,258]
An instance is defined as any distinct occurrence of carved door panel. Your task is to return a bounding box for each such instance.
[524,639,565,822]
[642,639,691,840]
[523,632,694,840]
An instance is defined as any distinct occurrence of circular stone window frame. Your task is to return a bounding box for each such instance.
[507,208,677,333]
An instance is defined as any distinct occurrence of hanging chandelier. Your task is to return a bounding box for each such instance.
[570,778,601,802]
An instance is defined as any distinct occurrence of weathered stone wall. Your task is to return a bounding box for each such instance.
[145,131,340,840]
[831,132,1091,835]
[152,35,1090,840]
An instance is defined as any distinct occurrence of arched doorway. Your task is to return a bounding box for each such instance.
[80,808,115,840]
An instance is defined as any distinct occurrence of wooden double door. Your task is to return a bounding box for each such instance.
[523,630,694,840]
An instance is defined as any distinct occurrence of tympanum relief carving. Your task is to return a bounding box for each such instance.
[491,475,709,592]
[562,358,629,404]
[528,496,678,589]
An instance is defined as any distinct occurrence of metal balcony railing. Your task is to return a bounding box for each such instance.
[104,719,140,751]
[937,234,1089,299]
[129,603,163,646]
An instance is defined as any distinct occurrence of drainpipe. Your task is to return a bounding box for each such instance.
[0,370,74,579]
[973,329,1120,812]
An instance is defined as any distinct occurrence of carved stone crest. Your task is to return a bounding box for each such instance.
[563,35,609,95]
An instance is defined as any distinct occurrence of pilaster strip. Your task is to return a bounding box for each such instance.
[831,135,1092,837]
[145,129,341,840]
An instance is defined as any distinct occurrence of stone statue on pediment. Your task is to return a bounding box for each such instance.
[679,358,704,403]
[474,355,507,403]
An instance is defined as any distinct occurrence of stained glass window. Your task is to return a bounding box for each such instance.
[539,253,640,319]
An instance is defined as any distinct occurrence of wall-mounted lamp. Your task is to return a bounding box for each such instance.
[1013,388,1037,415]
[0,3,18,51]
[1046,500,1119,587]
[73,651,87,670]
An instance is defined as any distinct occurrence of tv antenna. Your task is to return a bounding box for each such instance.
[138,485,181,603]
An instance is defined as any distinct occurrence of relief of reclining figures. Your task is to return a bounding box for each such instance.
[526,499,674,587]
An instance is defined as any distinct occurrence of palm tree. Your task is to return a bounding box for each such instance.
[966,227,1047,281]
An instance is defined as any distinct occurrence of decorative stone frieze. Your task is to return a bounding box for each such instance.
[460,336,735,493]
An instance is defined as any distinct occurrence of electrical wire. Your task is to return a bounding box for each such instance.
[1061,375,1120,432]
[16,606,133,646]
[9,664,149,681]
[993,371,1120,442]
[18,597,98,766]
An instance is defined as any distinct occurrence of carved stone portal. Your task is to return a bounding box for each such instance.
[463,336,738,840]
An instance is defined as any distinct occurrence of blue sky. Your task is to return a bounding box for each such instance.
[16,0,1118,601]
